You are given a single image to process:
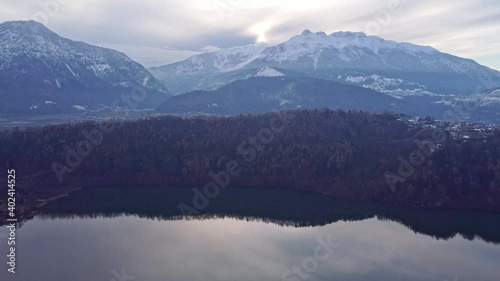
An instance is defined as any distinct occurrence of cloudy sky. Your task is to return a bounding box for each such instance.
[1,0,499,69]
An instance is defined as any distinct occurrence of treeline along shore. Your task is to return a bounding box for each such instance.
[1,109,500,223]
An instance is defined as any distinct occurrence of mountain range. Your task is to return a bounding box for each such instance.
[150,29,500,98]
[1,21,500,123]
[152,30,500,123]
[0,21,170,114]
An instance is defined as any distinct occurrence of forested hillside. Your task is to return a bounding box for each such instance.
[1,109,500,219]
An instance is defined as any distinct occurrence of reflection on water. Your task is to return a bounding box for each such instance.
[1,186,499,281]
[39,186,500,243]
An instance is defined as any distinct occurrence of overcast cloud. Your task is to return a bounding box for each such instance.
[0,0,499,68]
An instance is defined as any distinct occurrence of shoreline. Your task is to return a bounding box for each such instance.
[0,186,82,226]
[3,183,500,227]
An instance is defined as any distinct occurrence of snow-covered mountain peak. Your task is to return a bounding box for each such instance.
[1,20,53,43]
[329,31,367,38]
[154,29,444,81]
[0,20,163,85]
[270,30,439,59]
[1,20,49,33]
[150,29,500,96]
[0,20,169,113]
[301,29,328,37]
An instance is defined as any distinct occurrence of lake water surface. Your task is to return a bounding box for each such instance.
[1,186,500,281]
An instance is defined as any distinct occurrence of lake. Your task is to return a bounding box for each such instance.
[1,186,500,281]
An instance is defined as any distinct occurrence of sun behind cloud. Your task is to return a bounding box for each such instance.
[250,22,272,43]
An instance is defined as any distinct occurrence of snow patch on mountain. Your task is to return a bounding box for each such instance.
[454,89,500,106]
[255,67,284,77]
[345,76,368,84]
[343,74,442,98]
[88,64,112,76]
[65,64,77,76]
[73,105,86,111]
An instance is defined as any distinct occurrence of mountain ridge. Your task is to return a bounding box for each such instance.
[0,20,170,114]
[150,29,500,97]
[156,76,421,116]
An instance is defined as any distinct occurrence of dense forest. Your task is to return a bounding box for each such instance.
[1,109,500,221]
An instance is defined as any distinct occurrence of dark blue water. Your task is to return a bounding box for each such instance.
[1,186,499,281]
